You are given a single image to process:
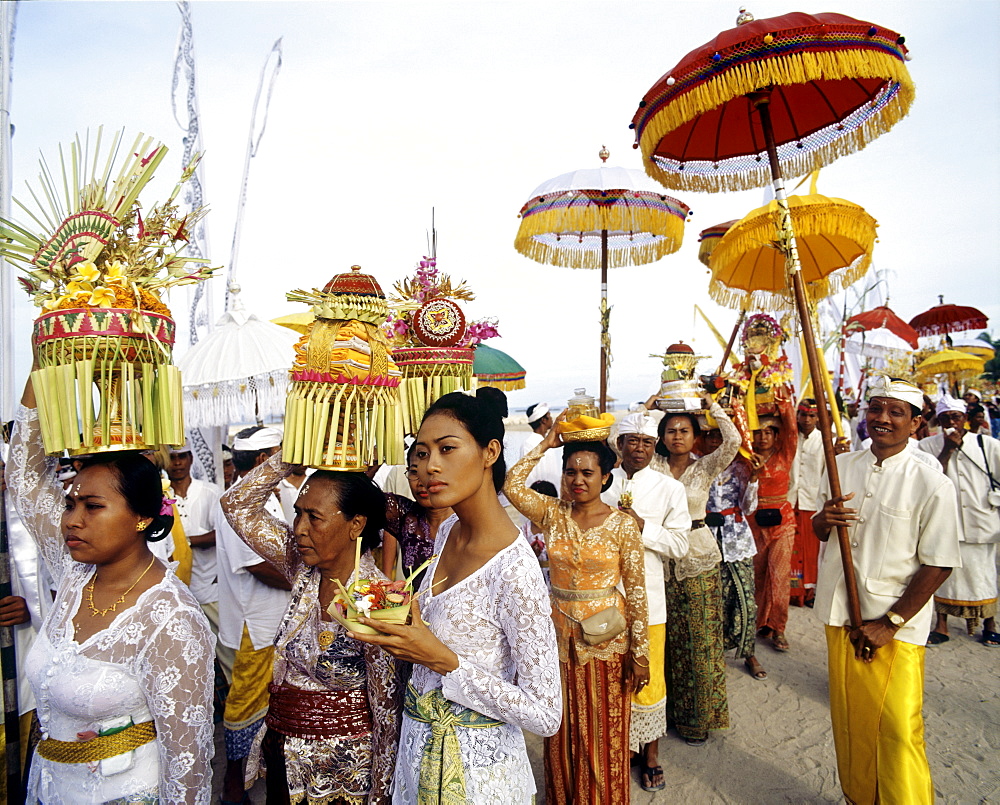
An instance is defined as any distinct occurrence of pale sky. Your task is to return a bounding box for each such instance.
[4,0,999,415]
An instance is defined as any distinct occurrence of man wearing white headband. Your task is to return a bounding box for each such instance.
[519,403,561,490]
[165,440,226,678]
[813,376,961,804]
[920,389,1000,648]
[214,425,292,802]
[602,410,690,785]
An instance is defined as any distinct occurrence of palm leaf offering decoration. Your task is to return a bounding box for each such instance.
[0,128,220,455]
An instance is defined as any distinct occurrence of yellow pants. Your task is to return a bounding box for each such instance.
[826,626,934,805]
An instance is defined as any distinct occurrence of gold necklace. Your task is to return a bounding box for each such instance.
[86,557,157,617]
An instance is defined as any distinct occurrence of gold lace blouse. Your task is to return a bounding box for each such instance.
[504,445,649,666]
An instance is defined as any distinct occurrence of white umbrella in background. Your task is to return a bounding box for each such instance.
[177,285,299,428]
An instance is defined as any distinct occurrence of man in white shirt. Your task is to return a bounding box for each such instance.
[920,395,1000,645]
[602,411,689,791]
[165,444,230,677]
[813,377,961,805]
[216,426,293,803]
[788,399,824,605]
[520,402,563,491]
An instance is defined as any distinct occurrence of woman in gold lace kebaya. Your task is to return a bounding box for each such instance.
[506,413,649,804]
[221,459,402,804]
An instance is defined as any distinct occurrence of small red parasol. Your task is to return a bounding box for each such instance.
[846,305,919,349]
[908,298,989,337]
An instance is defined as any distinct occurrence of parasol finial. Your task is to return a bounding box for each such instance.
[937,294,944,305]
[599,145,610,163]
[736,7,754,25]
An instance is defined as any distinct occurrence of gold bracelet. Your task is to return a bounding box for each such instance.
[632,657,650,667]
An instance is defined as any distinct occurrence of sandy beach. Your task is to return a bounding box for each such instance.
[227,598,999,804]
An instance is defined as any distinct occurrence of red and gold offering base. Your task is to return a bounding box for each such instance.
[392,346,475,435]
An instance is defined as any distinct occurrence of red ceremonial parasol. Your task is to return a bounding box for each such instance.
[630,7,915,629]
[846,305,919,349]
[908,296,989,337]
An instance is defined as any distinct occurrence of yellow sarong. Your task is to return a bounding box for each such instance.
[224,626,274,731]
[825,626,934,805]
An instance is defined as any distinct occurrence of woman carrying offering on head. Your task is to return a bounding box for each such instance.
[505,413,649,804]
[650,394,740,746]
[350,392,561,804]
[6,375,215,804]
[221,455,402,804]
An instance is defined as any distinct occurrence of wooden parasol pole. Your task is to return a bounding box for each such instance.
[750,90,863,629]
[717,309,747,375]
[599,228,609,413]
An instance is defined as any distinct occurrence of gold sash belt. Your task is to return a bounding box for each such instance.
[37,721,156,764]
[550,585,615,602]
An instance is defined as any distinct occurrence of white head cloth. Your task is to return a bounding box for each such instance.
[965,388,982,400]
[168,443,190,455]
[221,444,233,459]
[935,394,967,416]
[233,427,283,451]
[526,402,550,424]
[618,411,659,438]
[865,376,923,410]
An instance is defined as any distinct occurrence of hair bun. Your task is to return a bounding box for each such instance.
[146,512,174,542]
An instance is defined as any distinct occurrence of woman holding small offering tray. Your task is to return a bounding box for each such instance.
[505,412,649,804]
[349,392,561,804]
[221,458,403,804]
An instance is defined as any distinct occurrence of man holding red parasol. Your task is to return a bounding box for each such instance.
[813,377,961,804]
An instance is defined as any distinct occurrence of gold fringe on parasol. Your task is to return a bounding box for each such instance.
[639,49,915,192]
[514,205,687,269]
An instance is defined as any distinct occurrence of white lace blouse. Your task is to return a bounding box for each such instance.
[392,516,561,804]
[7,407,216,805]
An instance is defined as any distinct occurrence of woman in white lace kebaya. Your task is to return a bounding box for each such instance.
[6,382,215,804]
[350,392,562,804]
[221,457,402,804]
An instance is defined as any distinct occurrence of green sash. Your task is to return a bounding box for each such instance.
[403,683,503,804]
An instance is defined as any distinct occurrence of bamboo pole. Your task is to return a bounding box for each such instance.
[599,228,609,413]
[752,91,862,630]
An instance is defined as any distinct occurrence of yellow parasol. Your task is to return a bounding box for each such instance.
[914,349,985,381]
[708,175,878,312]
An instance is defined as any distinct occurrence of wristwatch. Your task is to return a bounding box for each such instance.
[885,610,906,628]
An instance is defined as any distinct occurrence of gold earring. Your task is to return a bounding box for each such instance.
[136,522,146,532]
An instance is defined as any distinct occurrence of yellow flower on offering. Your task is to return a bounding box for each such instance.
[42,296,60,311]
[105,261,129,285]
[65,280,94,296]
[72,260,100,283]
[88,287,117,307]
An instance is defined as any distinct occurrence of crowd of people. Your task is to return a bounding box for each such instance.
[1,365,997,804]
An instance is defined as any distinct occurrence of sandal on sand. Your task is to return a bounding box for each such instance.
[756,626,772,639]
[926,631,950,646]
[981,630,1000,647]
[770,633,790,652]
[640,763,665,791]
[745,658,768,680]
